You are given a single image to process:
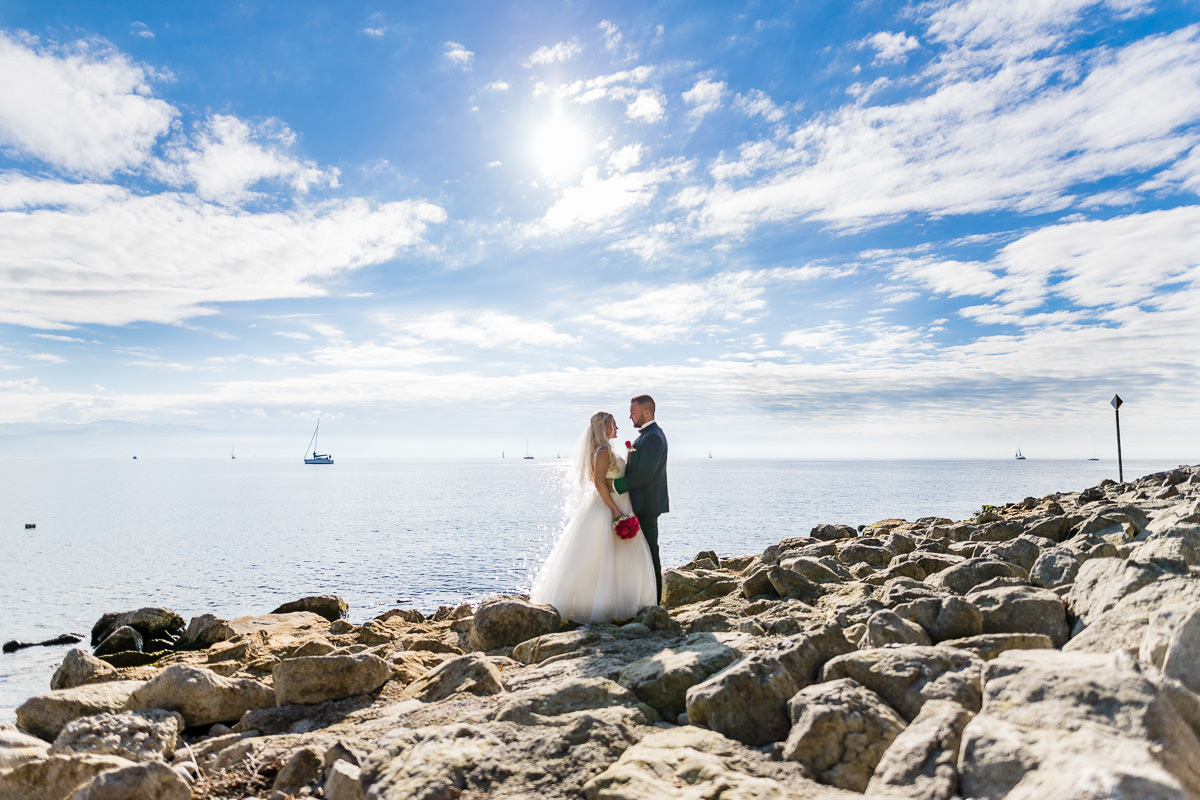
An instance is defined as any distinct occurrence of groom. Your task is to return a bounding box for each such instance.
[613,394,669,604]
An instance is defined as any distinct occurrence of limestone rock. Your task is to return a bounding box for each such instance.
[811,523,858,541]
[617,632,743,716]
[782,677,906,792]
[940,633,1054,660]
[273,745,324,793]
[966,584,1069,647]
[50,710,182,762]
[1140,606,1200,694]
[766,565,824,601]
[927,557,1027,595]
[0,754,134,800]
[863,609,932,648]
[127,665,275,728]
[16,681,146,742]
[1067,557,1166,628]
[1066,575,1200,656]
[180,614,234,649]
[662,567,740,607]
[273,653,391,706]
[494,676,657,725]
[685,624,853,746]
[1028,548,1083,588]
[511,628,602,664]
[822,646,984,721]
[51,649,118,691]
[467,596,560,652]
[959,649,1200,799]
[403,653,506,701]
[325,759,366,800]
[867,699,972,800]
[68,760,191,800]
[582,725,842,799]
[894,596,983,642]
[0,723,49,769]
[270,594,349,621]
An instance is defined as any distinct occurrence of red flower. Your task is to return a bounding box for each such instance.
[625,440,633,449]
[614,514,640,540]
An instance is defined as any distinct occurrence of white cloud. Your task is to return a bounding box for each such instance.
[486,80,509,92]
[683,78,727,122]
[29,353,66,363]
[866,31,920,64]
[156,114,337,204]
[0,194,447,328]
[692,25,1200,235]
[395,311,577,349]
[525,39,582,67]
[363,27,385,38]
[598,20,623,53]
[0,31,175,176]
[607,144,643,173]
[130,22,154,40]
[536,162,685,233]
[443,41,474,69]
[556,67,654,105]
[626,90,666,123]
[734,89,787,122]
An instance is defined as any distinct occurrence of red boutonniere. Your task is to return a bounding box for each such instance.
[614,514,640,540]
[625,440,635,451]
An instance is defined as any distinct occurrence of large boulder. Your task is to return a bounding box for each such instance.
[180,614,235,649]
[273,653,391,706]
[1140,606,1200,695]
[403,653,506,702]
[16,681,146,742]
[0,754,135,800]
[89,608,184,649]
[617,633,744,716]
[581,725,831,799]
[270,594,349,622]
[68,760,192,800]
[0,724,49,769]
[867,699,973,800]
[822,646,984,721]
[863,609,932,648]
[1067,557,1167,628]
[49,709,182,762]
[662,568,740,607]
[467,597,560,652]
[893,597,983,643]
[494,676,657,725]
[50,649,118,691]
[782,677,906,792]
[966,585,1069,647]
[959,649,1200,799]
[1065,576,1200,655]
[927,558,1027,595]
[127,664,275,727]
[93,626,143,657]
[685,624,853,746]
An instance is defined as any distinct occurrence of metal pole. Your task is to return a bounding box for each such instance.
[1111,394,1124,483]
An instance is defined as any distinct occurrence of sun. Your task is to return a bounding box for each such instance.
[530,111,588,180]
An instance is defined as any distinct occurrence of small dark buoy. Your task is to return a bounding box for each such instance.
[25,523,36,529]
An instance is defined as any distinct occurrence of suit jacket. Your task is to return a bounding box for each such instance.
[616,421,669,517]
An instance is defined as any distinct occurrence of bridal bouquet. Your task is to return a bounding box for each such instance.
[614,514,640,540]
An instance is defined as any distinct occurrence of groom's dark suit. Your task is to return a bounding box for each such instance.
[614,421,668,603]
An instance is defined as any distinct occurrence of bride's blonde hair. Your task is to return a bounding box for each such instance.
[587,411,616,477]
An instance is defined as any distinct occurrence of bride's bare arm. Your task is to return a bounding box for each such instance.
[592,448,622,519]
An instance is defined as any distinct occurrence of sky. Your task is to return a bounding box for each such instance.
[0,0,1198,460]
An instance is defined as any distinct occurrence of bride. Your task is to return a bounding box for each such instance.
[530,411,658,623]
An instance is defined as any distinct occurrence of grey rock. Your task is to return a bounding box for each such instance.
[837,543,895,569]
[685,624,853,746]
[782,677,906,792]
[967,584,1069,647]
[867,699,972,800]
[68,760,191,800]
[941,633,1055,660]
[273,745,324,793]
[740,565,779,599]
[494,676,656,725]
[270,594,349,622]
[511,628,602,664]
[273,653,391,706]
[766,565,823,601]
[16,681,146,742]
[983,536,1044,571]
[823,646,984,721]
[1028,548,1082,588]
[0,754,134,800]
[864,609,932,648]
[50,710,183,762]
[1066,576,1200,656]
[0,723,49,769]
[777,555,850,584]
[467,596,561,652]
[127,665,275,728]
[1067,557,1167,628]
[927,557,1027,595]
[325,759,366,800]
[90,608,184,648]
[403,653,506,702]
[1140,606,1200,695]
[51,649,118,691]
[618,632,744,716]
[180,614,234,649]
[811,523,858,541]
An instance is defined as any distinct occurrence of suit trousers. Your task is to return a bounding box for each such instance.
[638,514,662,604]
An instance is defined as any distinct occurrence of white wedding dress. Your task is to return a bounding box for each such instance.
[530,449,657,624]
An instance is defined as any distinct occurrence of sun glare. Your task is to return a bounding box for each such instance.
[531,112,589,180]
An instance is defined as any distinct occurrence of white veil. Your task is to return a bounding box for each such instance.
[563,413,614,513]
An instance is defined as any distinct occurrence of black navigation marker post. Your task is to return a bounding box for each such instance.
[1111,394,1124,483]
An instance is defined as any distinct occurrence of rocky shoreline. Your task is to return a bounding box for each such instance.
[3,464,1200,799]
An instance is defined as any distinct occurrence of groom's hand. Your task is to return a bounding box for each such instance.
[613,476,628,494]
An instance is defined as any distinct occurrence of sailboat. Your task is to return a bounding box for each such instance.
[304,420,334,465]
[1014,447,1026,461]
[1088,437,1100,461]
[523,440,534,460]
[231,445,236,460]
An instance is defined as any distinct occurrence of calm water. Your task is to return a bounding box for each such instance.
[0,456,1185,721]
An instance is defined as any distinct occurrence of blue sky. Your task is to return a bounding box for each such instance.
[0,0,1198,459]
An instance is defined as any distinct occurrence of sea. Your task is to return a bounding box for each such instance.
[0,456,1188,722]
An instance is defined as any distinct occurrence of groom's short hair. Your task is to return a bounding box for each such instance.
[631,394,655,414]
